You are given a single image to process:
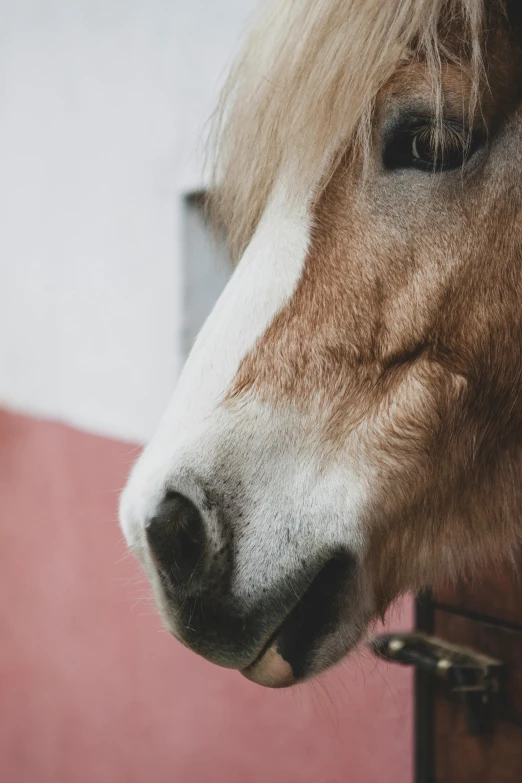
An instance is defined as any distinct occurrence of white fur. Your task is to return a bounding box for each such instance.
[120,186,313,548]
[120,186,368,644]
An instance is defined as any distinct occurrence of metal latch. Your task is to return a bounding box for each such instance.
[369,632,506,735]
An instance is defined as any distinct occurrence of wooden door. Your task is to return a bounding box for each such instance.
[416,561,522,782]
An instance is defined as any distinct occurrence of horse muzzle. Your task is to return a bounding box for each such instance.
[139,489,359,686]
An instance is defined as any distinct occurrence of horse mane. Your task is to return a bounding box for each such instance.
[209,0,492,259]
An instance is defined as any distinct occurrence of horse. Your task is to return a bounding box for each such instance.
[120,0,522,688]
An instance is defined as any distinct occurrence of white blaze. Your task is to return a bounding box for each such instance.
[120,187,312,544]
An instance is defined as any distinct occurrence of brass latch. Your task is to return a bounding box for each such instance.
[369,632,506,734]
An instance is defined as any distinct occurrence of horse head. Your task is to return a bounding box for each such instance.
[120,0,522,687]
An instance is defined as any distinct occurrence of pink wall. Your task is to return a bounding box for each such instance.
[0,409,413,783]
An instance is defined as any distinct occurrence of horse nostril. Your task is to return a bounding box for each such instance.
[145,492,207,587]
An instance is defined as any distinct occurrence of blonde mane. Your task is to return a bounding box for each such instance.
[209,0,490,259]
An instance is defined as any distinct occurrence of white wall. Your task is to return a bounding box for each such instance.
[0,0,256,443]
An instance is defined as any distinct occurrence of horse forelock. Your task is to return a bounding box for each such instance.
[208,0,500,260]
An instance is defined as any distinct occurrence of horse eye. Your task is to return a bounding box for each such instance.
[411,133,438,166]
[383,120,477,173]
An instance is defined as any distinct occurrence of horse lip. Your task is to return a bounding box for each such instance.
[241,552,356,685]
[239,567,321,673]
[240,613,300,688]
[239,592,307,684]
[238,563,327,685]
[243,624,284,670]
[239,569,322,673]
[240,642,297,688]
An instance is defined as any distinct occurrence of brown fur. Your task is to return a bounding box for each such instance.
[227,16,522,615]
